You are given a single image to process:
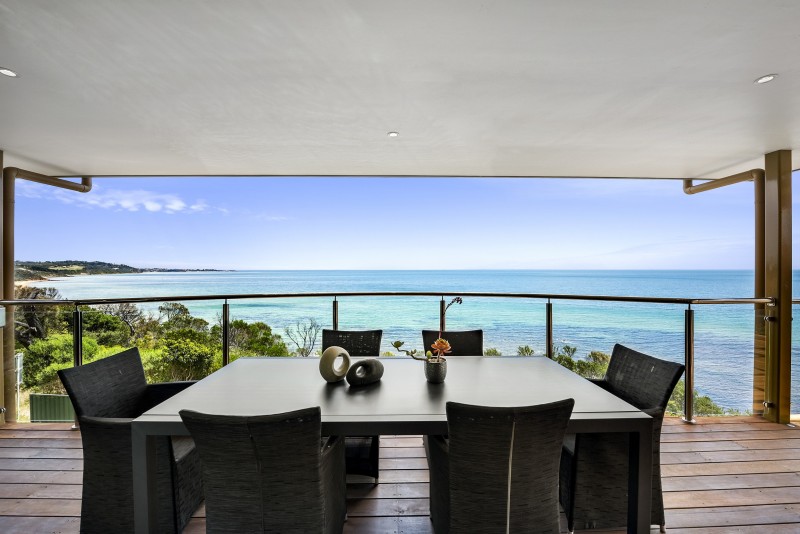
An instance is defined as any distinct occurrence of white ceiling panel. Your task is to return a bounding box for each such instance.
[0,1,798,178]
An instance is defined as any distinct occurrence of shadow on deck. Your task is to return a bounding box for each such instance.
[0,416,798,533]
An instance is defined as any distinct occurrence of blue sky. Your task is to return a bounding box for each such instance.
[15,174,799,270]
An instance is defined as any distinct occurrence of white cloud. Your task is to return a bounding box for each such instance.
[16,181,212,215]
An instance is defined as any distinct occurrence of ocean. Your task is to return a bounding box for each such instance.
[27,269,800,413]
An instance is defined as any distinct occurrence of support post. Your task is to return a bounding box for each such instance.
[753,172,766,414]
[683,308,695,423]
[0,150,4,423]
[222,301,230,366]
[546,301,553,359]
[2,167,91,423]
[762,150,792,423]
[439,298,446,334]
[72,308,83,368]
[332,298,338,330]
[2,160,13,422]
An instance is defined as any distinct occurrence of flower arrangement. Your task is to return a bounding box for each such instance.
[391,338,451,362]
[391,296,462,363]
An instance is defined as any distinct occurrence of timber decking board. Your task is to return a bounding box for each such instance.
[0,418,798,533]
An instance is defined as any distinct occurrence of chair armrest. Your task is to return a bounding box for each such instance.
[643,407,665,418]
[81,415,134,426]
[144,381,197,409]
[588,378,614,393]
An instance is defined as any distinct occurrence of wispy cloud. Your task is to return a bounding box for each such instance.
[16,181,211,214]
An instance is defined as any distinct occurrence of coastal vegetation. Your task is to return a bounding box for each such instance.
[15,287,290,395]
[15,260,221,282]
[15,286,738,417]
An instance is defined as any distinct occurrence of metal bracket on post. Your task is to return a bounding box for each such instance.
[682,307,696,423]
[222,301,230,366]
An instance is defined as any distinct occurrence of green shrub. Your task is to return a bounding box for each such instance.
[22,334,99,393]
[516,345,535,356]
[149,337,215,382]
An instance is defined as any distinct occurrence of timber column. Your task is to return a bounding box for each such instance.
[762,150,792,423]
[0,150,4,424]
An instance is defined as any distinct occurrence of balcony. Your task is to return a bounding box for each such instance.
[0,416,798,533]
[1,288,797,532]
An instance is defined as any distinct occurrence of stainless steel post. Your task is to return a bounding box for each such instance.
[72,307,83,429]
[546,301,553,359]
[222,301,230,366]
[683,307,695,423]
[72,308,83,368]
[332,298,338,330]
[439,298,446,334]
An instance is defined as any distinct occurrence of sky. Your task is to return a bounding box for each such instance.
[14,173,800,270]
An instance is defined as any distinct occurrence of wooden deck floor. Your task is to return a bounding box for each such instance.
[0,416,798,533]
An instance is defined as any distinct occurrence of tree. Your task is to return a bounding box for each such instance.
[159,302,209,332]
[214,319,290,357]
[75,307,132,347]
[14,286,66,349]
[284,318,321,357]
[97,303,145,337]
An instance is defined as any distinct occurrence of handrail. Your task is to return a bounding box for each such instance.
[0,292,776,307]
[3,290,774,424]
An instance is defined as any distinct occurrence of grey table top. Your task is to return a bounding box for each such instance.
[138,356,648,434]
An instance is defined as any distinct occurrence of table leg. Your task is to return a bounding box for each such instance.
[132,423,156,534]
[627,424,653,534]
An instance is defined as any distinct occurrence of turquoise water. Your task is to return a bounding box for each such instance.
[28,270,799,413]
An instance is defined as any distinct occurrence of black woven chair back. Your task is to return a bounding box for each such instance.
[446,399,574,533]
[58,347,148,418]
[180,407,328,533]
[604,344,685,412]
[322,329,382,356]
[422,329,483,356]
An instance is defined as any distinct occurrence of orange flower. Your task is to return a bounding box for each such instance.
[430,338,452,358]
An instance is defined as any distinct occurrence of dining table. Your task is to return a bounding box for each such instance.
[132,356,653,533]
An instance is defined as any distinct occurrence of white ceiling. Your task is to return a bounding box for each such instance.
[0,1,798,179]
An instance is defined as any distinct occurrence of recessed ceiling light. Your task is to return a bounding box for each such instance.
[755,74,777,84]
[387,131,399,138]
[0,67,18,78]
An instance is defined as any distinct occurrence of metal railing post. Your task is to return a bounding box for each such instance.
[439,298,446,334]
[546,300,553,359]
[222,301,230,366]
[72,308,83,368]
[71,307,83,429]
[683,307,695,423]
[332,298,338,330]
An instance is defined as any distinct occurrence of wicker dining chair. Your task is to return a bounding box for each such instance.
[559,344,685,532]
[322,328,383,480]
[425,399,575,534]
[179,407,347,534]
[57,347,203,534]
[422,329,484,356]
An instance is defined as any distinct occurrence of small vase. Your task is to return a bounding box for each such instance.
[424,359,447,383]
